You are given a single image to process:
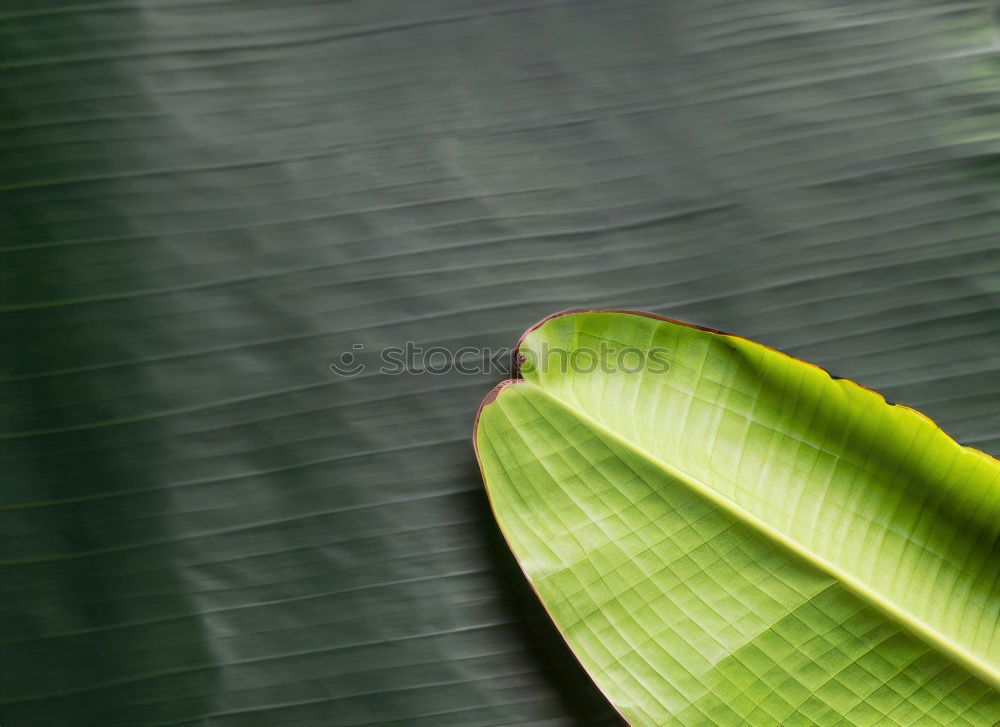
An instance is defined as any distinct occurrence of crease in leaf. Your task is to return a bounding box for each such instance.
[474,310,1000,726]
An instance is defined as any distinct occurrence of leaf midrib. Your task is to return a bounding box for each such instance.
[511,378,1000,691]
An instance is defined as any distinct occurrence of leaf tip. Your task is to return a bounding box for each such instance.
[473,378,521,445]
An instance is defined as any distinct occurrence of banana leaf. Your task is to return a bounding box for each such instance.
[475,310,1000,726]
[3,0,1000,725]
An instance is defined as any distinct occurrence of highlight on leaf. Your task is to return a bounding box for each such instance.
[474,310,1000,727]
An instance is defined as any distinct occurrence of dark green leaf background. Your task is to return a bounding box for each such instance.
[2,1,999,725]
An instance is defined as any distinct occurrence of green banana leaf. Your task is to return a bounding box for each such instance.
[4,0,1000,725]
[475,310,1000,726]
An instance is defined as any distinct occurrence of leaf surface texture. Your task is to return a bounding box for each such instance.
[476,311,1000,726]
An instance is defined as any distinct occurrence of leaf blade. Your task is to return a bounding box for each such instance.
[476,311,1000,726]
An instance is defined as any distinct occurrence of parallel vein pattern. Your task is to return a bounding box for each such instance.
[476,311,1000,726]
[5,0,1000,724]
